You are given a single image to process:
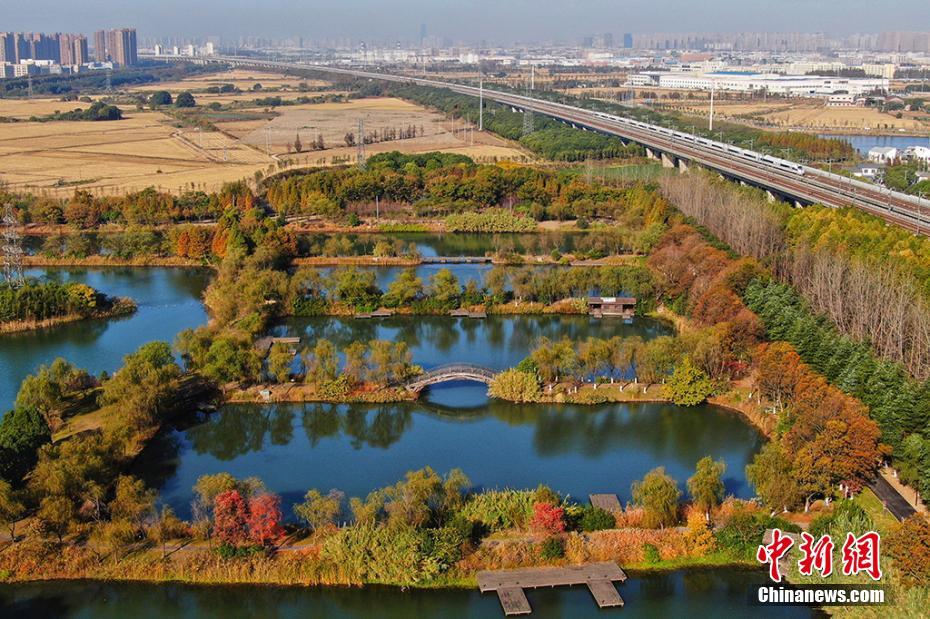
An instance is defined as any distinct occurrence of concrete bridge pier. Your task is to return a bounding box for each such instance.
[677,158,690,174]
[765,190,777,203]
[660,152,677,169]
[645,147,659,160]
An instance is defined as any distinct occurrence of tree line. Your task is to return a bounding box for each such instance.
[661,171,930,383]
[0,280,117,324]
[644,223,884,509]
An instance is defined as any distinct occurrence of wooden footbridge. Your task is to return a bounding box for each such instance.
[404,363,498,392]
[477,562,628,616]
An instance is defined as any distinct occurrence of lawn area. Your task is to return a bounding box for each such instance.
[853,487,900,533]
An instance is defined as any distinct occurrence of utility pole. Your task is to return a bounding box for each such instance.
[709,81,716,132]
[530,65,535,90]
[264,126,271,156]
[478,74,484,131]
[356,117,366,168]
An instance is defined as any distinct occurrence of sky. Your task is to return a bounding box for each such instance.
[6,0,930,42]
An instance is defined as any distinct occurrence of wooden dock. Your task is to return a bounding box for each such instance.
[422,256,492,264]
[589,494,622,513]
[355,308,395,319]
[477,562,627,616]
[254,336,301,354]
[449,309,487,318]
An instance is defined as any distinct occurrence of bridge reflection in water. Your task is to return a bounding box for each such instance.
[405,363,498,392]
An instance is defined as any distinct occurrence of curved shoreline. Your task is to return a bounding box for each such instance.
[0,298,137,334]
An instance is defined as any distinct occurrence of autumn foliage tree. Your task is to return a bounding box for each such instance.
[530,502,565,536]
[213,490,249,547]
[246,493,285,547]
[885,515,930,586]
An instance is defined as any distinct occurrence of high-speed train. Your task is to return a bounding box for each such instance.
[590,111,806,176]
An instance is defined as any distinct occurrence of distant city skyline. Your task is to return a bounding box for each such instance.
[5,0,930,43]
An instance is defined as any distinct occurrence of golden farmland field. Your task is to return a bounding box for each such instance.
[669,99,930,133]
[0,71,528,196]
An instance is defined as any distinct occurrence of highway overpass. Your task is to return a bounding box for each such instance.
[150,54,930,235]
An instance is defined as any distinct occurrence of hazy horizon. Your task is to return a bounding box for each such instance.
[5,0,930,43]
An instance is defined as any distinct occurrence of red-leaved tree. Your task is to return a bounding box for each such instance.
[247,493,284,546]
[530,502,565,536]
[213,490,249,546]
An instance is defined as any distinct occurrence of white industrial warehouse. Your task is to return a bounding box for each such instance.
[627,71,889,97]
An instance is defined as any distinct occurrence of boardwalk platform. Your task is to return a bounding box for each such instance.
[586,579,624,608]
[449,309,488,318]
[589,494,622,513]
[254,336,300,354]
[354,309,395,319]
[422,256,493,264]
[497,588,531,616]
[478,562,627,616]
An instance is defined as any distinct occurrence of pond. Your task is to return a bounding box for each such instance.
[0,569,817,618]
[135,399,765,519]
[298,231,629,258]
[0,267,211,412]
[23,231,629,260]
[271,314,672,374]
[821,133,930,156]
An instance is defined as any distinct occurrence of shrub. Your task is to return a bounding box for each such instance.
[580,507,616,532]
[445,209,536,233]
[459,490,535,531]
[886,515,930,586]
[539,536,565,560]
[643,543,661,564]
[488,369,540,402]
[530,502,566,536]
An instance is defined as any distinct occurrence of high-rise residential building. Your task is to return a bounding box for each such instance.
[0,33,15,63]
[116,28,138,66]
[93,29,108,61]
[59,33,88,65]
[13,32,29,62]
[93,28,137,65]
[26,32,60,62]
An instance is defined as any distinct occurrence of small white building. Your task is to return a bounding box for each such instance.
[868,147,899,163]
[852,163,883,180]
[903,146,930,162]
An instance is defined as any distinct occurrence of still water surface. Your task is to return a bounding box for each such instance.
[0,268,210,411]
[0,569,817,618]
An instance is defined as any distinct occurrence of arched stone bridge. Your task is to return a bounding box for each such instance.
[405,364,499,392]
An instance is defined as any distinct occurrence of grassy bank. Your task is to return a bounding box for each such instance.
[0,297,136,334]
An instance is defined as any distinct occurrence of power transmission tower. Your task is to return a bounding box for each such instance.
[27,75,34,98]
[522,110,534,136]
[2,204,25,287]
[356,117,366,168]
[106,68,113,92]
